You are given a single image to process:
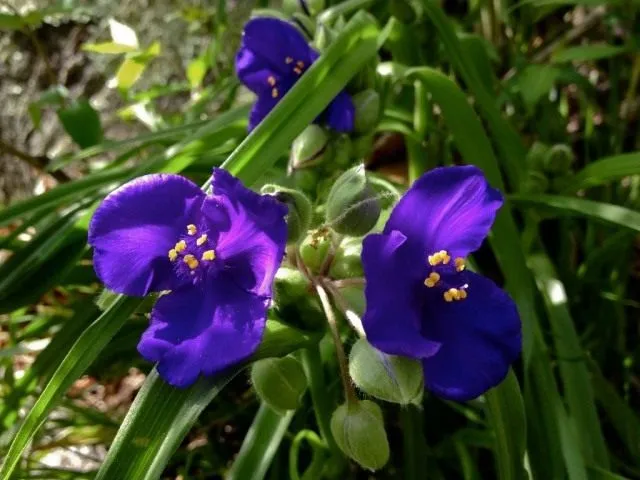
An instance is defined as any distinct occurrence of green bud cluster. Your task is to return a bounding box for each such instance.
[251,356,308,414]
[522,142,575,194]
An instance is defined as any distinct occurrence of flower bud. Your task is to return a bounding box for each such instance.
[390,0,419,24]
[299,228,334,274]
[349,338,424,405]
[525,141,549,171]
[351,132,375,160]
[329,237,364,279]
[274,267,325,330]
[521,170,549,194]
[291,169,319,194]
[326,165,381,236]
[332,135,352,168]
[261,185,311,244]
[330,400,390,471]
[251,357,308,413]
[313,23,335,50]
[551,173,573,193]
[352,89,381,134]
[543,144,574,175]
[291,125,331,170]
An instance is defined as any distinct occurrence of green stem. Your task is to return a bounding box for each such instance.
[406,138,428,185]
[301,345,339,454]
[401,405,427,480]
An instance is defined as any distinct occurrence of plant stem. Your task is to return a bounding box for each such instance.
[300,345,339,454]
[401,405,428,480]
[315,282,358,405]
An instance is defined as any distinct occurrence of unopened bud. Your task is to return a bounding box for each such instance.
[261,185,311,243]
[353,89,381,134]
[526,141,549,171]
[291,169,319,194]
[551,173,573,192]
[349,339,423,405]
[251,357,308,413]
[291,124,330,169]
[333,135,353,168]
[299,228,334,274]
[543,144,574,175]
[330,400,390,471]
[329,237,364,279]
[390,0,418,24]
[313,23,335,50]
[274,267,324,330]
[521,170,549,194]
[326,165,381,236]
[351,132,375,160]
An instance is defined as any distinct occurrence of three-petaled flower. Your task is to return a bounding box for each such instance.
[88,168,288,387]
[235,17,355,132]
[361,166,521,401]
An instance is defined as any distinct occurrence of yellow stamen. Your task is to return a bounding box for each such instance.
[296,60,304,68]
[428,250,451,266]
[455,257,466,272]
[202,250,216,261]
[174,240,187,253]
[196,234,208,246]
[187,224,197,235]
[168,249,178,261]
[183,254,199,270]
[267,75,276,86]
[272,87,279,98]
[458,289,468,299]
[443,287,467,302]
[285,56,293,64]
[293,66,302,75]
[424,272,441,288]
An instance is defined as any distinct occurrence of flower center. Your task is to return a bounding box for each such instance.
[423,250,469,302]
[266,59,307,99]
[167,223,217,284]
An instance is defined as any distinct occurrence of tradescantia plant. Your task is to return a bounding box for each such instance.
[1,1,639,479]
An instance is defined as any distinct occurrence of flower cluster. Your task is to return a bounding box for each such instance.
[361,166,522,401]
[88,168,287,387]
[235,17,354,132]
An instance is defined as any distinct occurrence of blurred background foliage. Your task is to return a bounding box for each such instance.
[0,0,639,479]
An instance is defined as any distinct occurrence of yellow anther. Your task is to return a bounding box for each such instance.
[428,250,451,266]
[455,257,466,272]
[202,250,216,261]
[267,75,276,86]
[296,60,304,68]
[272,87,279,98]
[424,272,441,288]
[174,240,187,253]
[196,234,208,246]
[443,287,467,302]
[293,66,302,75]
[285,56,293,64]
[168,249,178,261]
[183,254,199,270]
[187,224,197,235]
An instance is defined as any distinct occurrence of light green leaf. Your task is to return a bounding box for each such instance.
[115,57,146,90]
[82,41,138,54]
[564,152,640,191]
[187,57,208,89]
[551,44,630,63]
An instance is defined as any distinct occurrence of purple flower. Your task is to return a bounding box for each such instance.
[88,169,287,387]
[361,166,521,401]
[235,17,354,132]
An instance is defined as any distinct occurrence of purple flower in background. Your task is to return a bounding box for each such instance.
[361,166,521,401]
[235,17,354,132]
[88,169,287,387]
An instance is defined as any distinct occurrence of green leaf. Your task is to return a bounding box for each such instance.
[485,370,528,480]
[94,318,317,480]
[187,56,208,89]
[516,64,562,112]
[551,44,631,63]
[115,57,147,90]
[0,296,141,479]
[227,404,295,480]
[57,99,104,148]
[564,152,640,191]
[510,194,640,233]
[82,41,139,54]
[529,255,609,468]
[0,13,24,30]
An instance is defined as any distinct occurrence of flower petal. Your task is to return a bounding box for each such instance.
[385,166,503,258]
[235,47,281,95]
[88,174,204,296]
[361,231,441,358]
[202,168,287,297]
[138,274,268,387]
[421,271,521,401]
[241,17,313,75]
[325,90,355,132]
[247,92,281,131]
